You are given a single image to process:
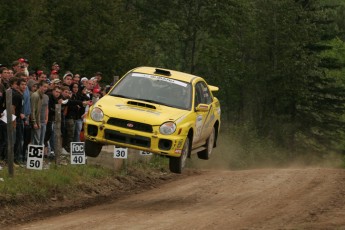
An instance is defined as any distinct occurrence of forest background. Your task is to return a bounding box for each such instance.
[1,0,345,167]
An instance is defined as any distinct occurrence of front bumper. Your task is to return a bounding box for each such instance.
[84,118,186,157]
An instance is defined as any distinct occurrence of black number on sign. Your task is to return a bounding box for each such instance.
[142,151,150,155]
[116,150,126,157]
[73,156,83,163]
[29,160,40,168]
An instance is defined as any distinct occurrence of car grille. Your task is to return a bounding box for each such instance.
[107,118,153,133]
[104,129,151,148]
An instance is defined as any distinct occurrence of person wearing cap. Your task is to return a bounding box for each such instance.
[18,58,29,76]
[73,73,80,84]
[62,71,73,87]
[92,87,101,100]
[51,62,60,73]
[52,78,61,84]
[80,77,88,88]
[50,70,59,81]
[46,78,61,95]
[12,60,26,75]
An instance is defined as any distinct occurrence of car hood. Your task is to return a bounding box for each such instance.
[95,95,189,125]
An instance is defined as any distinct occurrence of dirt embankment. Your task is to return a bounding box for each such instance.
[5,167,345,230]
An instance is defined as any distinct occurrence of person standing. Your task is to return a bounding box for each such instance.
[11,78,25,164]
[44,86,62,157]
[0,74,7,161]
[39,91,49,148]
[14,72,32,162]
[93,72,102,91]
[61,86,88,152]
[72,84,89,142]
[75,86,90,142]
[30,81,48,145]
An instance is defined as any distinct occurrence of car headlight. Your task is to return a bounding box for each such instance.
[159,122,176,135]
[91,107,104,122]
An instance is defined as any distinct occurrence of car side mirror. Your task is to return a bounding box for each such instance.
[195,103,210,112]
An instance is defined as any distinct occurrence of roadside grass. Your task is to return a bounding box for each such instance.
[0,155,169,204]
[0,164,109,202]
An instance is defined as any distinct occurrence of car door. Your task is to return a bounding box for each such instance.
[193,81,214,146]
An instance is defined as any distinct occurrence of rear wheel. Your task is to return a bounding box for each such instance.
[169,137,190,174]
[85,140,103,157]
[197,127,215,160]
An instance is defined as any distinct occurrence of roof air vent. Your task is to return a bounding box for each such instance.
[154,68,171,76]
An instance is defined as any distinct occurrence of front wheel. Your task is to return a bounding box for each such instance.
[169,137,190,174]
[85,139,103,157]
[197,127,215,160]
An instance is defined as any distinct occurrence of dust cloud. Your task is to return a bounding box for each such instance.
[187,131,345,171]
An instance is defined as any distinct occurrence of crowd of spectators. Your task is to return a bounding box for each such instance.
[0,58,106,166]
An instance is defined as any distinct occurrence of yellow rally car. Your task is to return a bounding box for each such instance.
[84,66,221,173]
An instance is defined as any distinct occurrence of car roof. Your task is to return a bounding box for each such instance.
[130,66,201,83]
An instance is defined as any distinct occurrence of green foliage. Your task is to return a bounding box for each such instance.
[1,0,345,155]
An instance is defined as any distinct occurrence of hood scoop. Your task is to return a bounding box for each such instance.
[127,101,156,109]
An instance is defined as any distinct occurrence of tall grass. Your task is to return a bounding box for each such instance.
[0,164,112,203]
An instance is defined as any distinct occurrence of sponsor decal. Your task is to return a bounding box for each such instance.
[197,115,203,122]
[195,115,203,140]
[177,140,183,148]
[132,73,187,87]
[174,149,182,154]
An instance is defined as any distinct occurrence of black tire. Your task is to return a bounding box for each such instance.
[169,137,190,174]
[197,127,215,160]
[85,140,103,157]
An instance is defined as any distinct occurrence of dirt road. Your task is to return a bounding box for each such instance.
[10,168,345,230]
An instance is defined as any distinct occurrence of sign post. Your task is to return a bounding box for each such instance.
[54,104,62,165]
[26,144,44,170]
[70,142,86,165]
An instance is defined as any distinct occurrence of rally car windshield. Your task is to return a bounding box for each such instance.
[109,72,192,110]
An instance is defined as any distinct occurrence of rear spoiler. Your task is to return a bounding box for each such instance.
[209,85,219,92]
